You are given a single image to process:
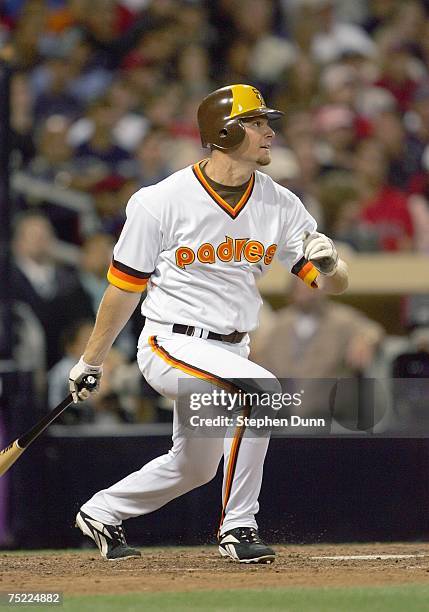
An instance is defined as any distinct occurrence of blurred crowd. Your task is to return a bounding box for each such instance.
[2,0,429,424]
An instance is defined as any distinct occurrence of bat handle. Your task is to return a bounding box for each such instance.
[17,375,98,449]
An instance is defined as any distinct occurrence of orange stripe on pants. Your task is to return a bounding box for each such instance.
[218,404,251,536]
[148,334,252,535]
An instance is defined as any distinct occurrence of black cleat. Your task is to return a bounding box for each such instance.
[75,510,141,561]
[219,527,275,564]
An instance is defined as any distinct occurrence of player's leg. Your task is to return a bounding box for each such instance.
[141,330,279,562]
[80,405,224,524]
[216,350,277,563]
[77,326,277,560]
[221,435,269,533]
[79,329,241,528]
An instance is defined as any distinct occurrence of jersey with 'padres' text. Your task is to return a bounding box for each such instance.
[107,161,318,334]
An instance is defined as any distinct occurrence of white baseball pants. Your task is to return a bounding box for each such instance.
[81,319,278,535]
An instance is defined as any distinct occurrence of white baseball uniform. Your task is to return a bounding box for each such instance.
[81,160,319,535]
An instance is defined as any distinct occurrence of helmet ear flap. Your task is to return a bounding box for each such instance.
[214,118,246,150]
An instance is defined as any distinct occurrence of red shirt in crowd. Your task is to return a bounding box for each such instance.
[375,77,419,113]
[359,186,414,250]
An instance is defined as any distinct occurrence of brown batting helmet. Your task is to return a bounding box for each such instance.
[197,84,284,151]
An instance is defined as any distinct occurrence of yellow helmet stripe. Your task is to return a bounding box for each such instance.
[229,84,266,118]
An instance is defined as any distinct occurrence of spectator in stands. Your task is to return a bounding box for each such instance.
[33,56,82,121]
[406,83,429,183]
[61,36,113,105]
[72,97,133,181]
[17,114,85,243]
[8,0,47,69]
[120,18,180,77]
[375,39,424,114]
[221,38,254,86]
[314,104,357,173]
[317,171,379,251]
[168,94,201,143]
[252,278,384,379]
[353,139,414,251]
[58,232,114,325]
[274,52,319,115]
[89,174,138,238]
[320,63,359,107]
[57,231,140,358]
[11,211,79,368]
[27,115,74,181]
[377,1,427,55]
[174,2,212,48]
[228,0,296,88]
[143,83,183,130]
[291,0,376,64]
[318,62,373,140]
[251,278,384,419]
[106,77,148,152]
[362,0,398,36]
[372,109,417,190]
[133,128,172,187]
[9,70,36,168]
[30,28,113,105]
[176,44,213,97]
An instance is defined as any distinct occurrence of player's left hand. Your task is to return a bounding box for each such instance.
[69,357,103,403]
[302,231,339,276]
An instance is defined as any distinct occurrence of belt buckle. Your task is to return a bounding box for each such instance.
[186,326,194,336]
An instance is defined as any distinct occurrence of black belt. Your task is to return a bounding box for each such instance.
[172,324,246,344]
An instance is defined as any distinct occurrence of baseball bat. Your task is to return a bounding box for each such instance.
[0,375,97,477]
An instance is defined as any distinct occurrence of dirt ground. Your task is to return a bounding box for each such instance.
[1,543,429,595]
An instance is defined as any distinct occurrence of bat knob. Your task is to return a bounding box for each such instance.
[82,375,98,390]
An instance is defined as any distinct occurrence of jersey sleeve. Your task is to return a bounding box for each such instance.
[276,192,320,288]
[107,193,162,292]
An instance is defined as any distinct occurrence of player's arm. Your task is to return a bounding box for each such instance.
[317,258,348,294]
[68,192,161,402]
[83,284,141,365]
[68,285,142,402]
[302,231,348,295]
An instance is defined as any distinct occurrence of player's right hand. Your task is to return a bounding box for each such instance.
[302,231,339,276]
[69,356,103,403]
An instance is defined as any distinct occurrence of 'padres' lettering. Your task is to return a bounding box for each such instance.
[234,238,248,261]
[176,239,277,269]
[176,247,195,269]
[264,243,277,265]
[197,243,215,264]
[244,240,264,263]
[217,236,234,262]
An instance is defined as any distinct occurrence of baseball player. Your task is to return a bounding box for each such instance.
[70,84,348,563]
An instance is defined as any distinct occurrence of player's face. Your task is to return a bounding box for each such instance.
[238,117,275,167]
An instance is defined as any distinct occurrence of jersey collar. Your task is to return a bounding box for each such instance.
[192,161,255,220]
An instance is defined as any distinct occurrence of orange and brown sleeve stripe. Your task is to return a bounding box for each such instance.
[107,259,151,292]
[292,257,319,289]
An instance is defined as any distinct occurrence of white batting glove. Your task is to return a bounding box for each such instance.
[69,356,103,403]
[302,231,339,276]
